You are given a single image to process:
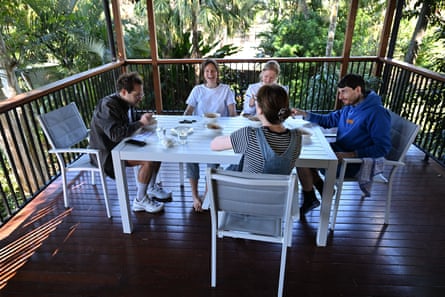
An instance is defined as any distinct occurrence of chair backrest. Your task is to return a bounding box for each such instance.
[385,111,420,162]
[38,102,89,149]
[207,168,297,225]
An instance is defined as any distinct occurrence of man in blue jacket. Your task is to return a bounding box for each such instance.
[293,73,391,215]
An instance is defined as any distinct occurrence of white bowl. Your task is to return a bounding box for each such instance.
[203,112,221,124]
[205,123,223,135]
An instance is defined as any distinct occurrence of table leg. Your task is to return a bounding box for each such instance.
[112,152,133,234]
[317,159,337,246]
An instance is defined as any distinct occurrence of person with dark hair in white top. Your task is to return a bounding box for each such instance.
[184,59,237,212]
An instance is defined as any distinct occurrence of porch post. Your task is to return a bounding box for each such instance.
[146,0,163,114]
[374,0,397,77]
[337,0,358,109]
[110,0,126,62]
[339,0,358,78]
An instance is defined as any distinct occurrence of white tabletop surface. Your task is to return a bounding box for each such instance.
[112,115,338,246]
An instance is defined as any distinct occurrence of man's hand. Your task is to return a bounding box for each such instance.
[291,108,307,118]
[139,113,154,126]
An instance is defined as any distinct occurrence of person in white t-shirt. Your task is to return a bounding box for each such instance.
[184,59,237,212]
[242,60,287,116]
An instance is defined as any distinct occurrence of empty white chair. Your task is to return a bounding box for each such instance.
[38,102,111,218]
[206,168,298,297]
[331,111,419,229]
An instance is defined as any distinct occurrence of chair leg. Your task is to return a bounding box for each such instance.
[286,219,293,247]
[211,227,217,287]
[384,183,392,225]
[277,242,288,297]
[62,170,69,208]
[99,171,112,218]
[384,167,400,225]
[331,182,343,230]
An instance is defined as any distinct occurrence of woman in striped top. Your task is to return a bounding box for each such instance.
[211,84,302,175]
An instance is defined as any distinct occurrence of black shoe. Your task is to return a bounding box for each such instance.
[314,179,324,196]
[300,190,321,215]
[314,179,335,198]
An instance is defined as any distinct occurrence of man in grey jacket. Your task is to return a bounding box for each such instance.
[90,72,172,213]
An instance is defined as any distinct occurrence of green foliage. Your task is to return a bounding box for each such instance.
[258,1,390,58]
[398,0,445,73]
[1,0,109,92]
[349,1,387,56]
[150,0,262,58]
[123,22,151,58]
[258,9,333,57]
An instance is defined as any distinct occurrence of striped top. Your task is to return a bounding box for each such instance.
[230,126,302,173]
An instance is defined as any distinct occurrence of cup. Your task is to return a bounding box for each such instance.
[176,127,189,144]
[156,127,166,140]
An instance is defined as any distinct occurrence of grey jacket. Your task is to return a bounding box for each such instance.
[89,93,142,178]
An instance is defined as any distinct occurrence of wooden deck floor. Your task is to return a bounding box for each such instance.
[1,146,444,297]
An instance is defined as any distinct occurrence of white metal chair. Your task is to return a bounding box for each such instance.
[331,111,419,229]
[206,168,298,297]
[38,102,111,218]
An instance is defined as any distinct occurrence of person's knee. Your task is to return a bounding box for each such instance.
[150,161,161,170]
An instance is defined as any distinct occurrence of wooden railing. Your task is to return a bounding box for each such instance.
[0,57,444,225]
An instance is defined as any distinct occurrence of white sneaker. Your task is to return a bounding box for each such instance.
[133,195,164,213]
[147,182,173,202]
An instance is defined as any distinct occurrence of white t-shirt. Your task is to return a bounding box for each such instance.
[242,82,262,115]
[242,83,289,115]
[185,84,236,116]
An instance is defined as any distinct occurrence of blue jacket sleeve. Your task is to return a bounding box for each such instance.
[306,110,342,128]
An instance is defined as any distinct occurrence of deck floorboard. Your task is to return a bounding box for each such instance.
[1,146,444,297]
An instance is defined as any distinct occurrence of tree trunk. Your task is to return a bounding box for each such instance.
[298,0,309,19]
[190,1,200,60]
[404,2,430,64]
[325,0,339,57]
[0,31,20,99]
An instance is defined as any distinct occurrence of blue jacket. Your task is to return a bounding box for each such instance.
[306,91,391,158]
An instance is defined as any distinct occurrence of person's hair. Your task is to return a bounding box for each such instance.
[259,60,281,81]
[116,72,143,93]
[256,84,290,124]
[337,73,366,96]
[200,58,219,83]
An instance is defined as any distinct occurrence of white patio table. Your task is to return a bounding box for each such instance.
[112,115,337,247]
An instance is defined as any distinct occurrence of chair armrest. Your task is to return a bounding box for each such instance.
[384,160,405,167]
[341,158,364,165]
[49,148,100,155]
[336,158,362,181]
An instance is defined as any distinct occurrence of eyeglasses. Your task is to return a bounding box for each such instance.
[134,93,145,100]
